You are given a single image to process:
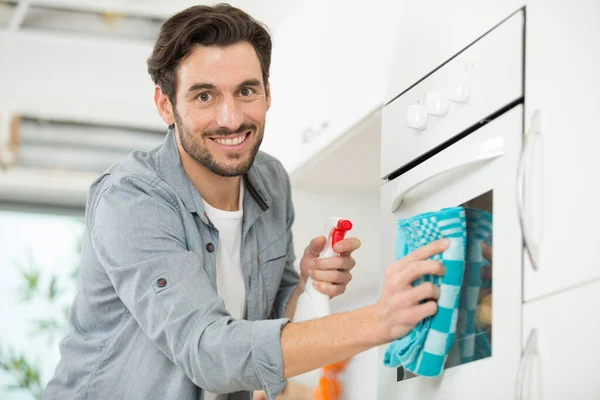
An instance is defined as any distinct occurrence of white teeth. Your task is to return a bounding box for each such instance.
[215,134,246,146]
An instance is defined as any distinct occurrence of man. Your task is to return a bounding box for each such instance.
[44,4,447,400]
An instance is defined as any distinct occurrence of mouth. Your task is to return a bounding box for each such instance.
[209,131,252,150]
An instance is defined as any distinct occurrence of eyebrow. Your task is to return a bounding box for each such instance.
[187,83,217,94]
[237,79,262,90]
[186,79,263,95]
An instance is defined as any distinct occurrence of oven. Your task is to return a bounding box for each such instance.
[377,9,526,399]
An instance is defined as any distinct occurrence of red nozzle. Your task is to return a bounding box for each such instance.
[337,219,352,231]
[331,219,353,250]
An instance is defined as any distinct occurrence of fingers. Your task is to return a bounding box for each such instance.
[412,301,438,323]
[311,280,347,297]
[304,236,327,258]
[332,237,361,254]
[310,269,352,286]
[397,300,439,327]
[402,239,450,264]
[313,254,356,272]
[311,255,355,298]
[407,281,441,305]
[397,260,446,288]
[375,240,458,342]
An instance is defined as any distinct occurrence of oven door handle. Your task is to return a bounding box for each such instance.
[390,136,505,212]
[514,328,538,400]
[517,110,543,270]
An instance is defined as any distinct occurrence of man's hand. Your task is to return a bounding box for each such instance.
[299,235,361,298]
[373,239,448,342]
[279,239,449,378]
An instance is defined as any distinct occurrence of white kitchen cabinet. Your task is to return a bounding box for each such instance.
[521,0,600,302]
[264,0,330,169]
[520,280,600,400]
[265,0,385,173]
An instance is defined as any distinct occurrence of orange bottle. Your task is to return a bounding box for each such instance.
[312,359,350,400]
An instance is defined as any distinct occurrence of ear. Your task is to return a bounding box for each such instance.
[265,81,271,111]
[154,86,175,126]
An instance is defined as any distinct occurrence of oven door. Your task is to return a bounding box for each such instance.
[377,105,523,399]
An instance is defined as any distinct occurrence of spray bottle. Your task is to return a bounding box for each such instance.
[294,217,353,323]
[292,217,353,399]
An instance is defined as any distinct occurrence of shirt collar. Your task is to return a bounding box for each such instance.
[155,128,270,219]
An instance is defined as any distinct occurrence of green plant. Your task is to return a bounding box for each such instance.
[14,250,41,302]
[0,219,82,399]
[0,347,43,400]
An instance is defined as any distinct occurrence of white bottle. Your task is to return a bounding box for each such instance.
[294,217,353,322]
[290,218,353,388]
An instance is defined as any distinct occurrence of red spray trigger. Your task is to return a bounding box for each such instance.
[331,219,353,250]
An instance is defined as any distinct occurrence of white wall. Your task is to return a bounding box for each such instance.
[290,188,381,399]
[290,188,381,312]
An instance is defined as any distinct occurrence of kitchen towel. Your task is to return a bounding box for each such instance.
[383,206,467,377]
[458,207,493,363]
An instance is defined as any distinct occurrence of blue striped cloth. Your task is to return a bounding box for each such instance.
[383,206,467,377]
[458,207,493,363]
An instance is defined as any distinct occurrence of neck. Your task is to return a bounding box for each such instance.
[175,134,241,211]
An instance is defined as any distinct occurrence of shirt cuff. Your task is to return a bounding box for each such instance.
[251,318,290,400]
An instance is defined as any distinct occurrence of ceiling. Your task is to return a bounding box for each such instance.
[4,0,302,33]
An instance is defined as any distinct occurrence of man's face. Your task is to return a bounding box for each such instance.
[172,41,270,177]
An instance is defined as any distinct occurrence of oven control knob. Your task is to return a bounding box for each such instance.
[426,90,449,116]
[406,104,428,130]
[448,74,471,103]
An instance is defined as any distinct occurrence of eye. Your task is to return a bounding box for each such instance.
[197,92,212,102]
[240,87,255,97]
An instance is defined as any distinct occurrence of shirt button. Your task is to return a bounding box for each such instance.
[156,278,167,288]
[206,242,215,252]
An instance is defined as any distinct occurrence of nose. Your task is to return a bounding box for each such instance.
[216,96,244,131]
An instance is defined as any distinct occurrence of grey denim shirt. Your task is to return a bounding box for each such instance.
[43,130,300,400]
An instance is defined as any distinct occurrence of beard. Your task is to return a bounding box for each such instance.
[174,108,264,177]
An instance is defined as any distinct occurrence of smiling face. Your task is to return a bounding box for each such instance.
[161,41,271,177]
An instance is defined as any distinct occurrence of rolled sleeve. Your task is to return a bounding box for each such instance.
[89,177,288,395]
[251,318,290,399]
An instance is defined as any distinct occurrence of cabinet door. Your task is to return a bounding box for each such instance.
[264,0,330,171]
[320,0,385,143]
[522,0,600,302]
[520,281,600,400]
[265,0,385,173]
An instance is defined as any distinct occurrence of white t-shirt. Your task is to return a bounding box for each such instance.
[202,182,247,400]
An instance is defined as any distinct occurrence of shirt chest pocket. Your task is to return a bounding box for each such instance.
[257,235,288,308]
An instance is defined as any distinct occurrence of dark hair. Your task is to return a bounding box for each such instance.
[147,3,272,105]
